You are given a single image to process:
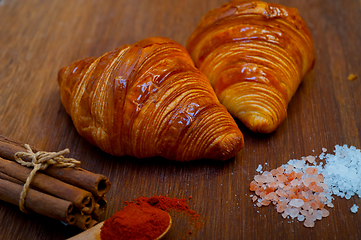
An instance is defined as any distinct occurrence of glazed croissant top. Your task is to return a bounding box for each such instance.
[186,0,315,133]
[58,37,244,161]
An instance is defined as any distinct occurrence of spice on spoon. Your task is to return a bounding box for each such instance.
[128,195,204,230]
[68,195,203,240]
[100,201,171,240]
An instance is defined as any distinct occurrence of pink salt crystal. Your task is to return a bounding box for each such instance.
[321,208,330,217]
[308,182,323,193]
[317,192,327,202]
[301,191,308,198]
[308,208,314,215]
[268,181,279,189]
[318,183,328,189]
[250,180,259,191]
[305,155,316,164]
[276,189,288,198]
[286,165,294,172]
[315,174,324,183]
[287,171,296,181]
[304,176,315,182]
[265,192,278,201]
[289,199,305,208]
[300,209,308,216]
[283,186,292,192]
[327,202,334,208]
[254,175,267,184]
[265,176,276,183]
[304,218,315,227]
[277,166,285,174]
[277,202,288,213]
[306,193,316,201]
[309,200,320,210]
[308,212,317,222]
[302,190,313,198]
[255,187,263,196]
[288,207,300,219]
[252,195,258,202]
[314,210,323,220]
[303,177,315,186]
[259,191,267,198]
[322,148,327,152]
[281,212,288,219]
[260,199,271,206]
[305,167,318,175]
[290,179,299,187]
[262,171,273,178]
[295,172,303,179]
[270,169,279,176]
[276,174,288,182]
[318,195,327,203]
[302,202,311,211]
[278,197,290,204]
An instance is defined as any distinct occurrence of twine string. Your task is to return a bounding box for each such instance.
[14,144,80,213]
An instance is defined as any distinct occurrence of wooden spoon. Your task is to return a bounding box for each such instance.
[67,213,172,240]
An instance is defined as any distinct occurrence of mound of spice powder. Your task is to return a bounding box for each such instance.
[127,196,204,230]
[100,201,170,240]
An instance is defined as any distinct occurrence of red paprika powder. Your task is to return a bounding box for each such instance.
[127,195,204,230]
[100,202,170,240]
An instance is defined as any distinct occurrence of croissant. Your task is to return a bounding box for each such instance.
[57,37,244,161]
[186,0,315,133]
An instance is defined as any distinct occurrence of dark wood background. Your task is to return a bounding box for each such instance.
[0,0,360,239]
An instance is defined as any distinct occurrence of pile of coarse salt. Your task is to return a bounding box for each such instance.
[250,144,361,227]
[319,145,361,200]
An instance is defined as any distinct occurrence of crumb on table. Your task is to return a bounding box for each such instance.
[348,74,357,81]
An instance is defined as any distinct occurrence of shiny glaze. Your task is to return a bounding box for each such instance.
[58,37,244,161]
[186,0,315,133]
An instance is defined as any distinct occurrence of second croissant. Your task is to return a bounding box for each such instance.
[57,37,244,161]
[186,0,315,133]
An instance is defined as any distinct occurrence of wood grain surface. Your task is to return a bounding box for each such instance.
[0,0,360,239]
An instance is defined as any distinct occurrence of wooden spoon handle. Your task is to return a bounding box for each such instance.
[67,221,104,240]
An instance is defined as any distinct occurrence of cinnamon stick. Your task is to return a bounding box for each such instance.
[0,135,111,198]
[73,211,93,230]
[92,197,107,221]
[0,171,23,185]
[0,168,96,214]
[0,157,94,211]
[46,167,110,198]
[81,195,95,215]
[88,219,99,229]
[0,135,111,228]
[0,178,76,224]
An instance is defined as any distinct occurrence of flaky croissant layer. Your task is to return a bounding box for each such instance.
[186,0,315,133]
[58,37,244,161]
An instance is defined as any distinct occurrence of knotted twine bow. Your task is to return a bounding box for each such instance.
[14,144,80,213]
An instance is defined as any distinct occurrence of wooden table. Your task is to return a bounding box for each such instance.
[0,0,360,239]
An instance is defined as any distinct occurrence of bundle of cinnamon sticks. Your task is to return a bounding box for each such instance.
[0,135,111,230]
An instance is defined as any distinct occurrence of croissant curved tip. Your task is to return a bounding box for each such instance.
[208,132,244,161]
[242,114,279,134]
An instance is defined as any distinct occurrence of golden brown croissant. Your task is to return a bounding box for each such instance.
[186,0,315,133]
[58,37,244,161]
